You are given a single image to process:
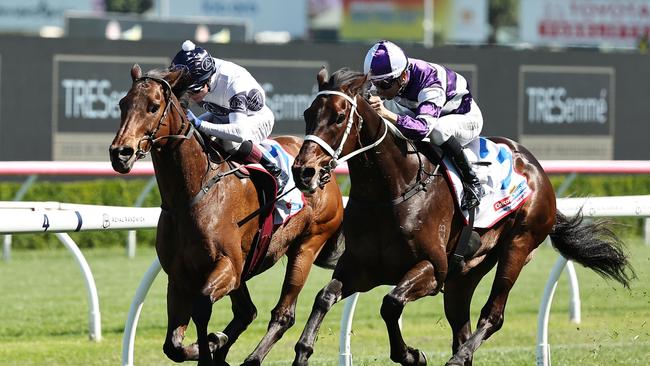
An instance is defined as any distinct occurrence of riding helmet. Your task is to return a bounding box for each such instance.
[171,40,216,90]
[363,40,409,81]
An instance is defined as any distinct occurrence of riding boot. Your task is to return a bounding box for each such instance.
[259,152,289,193]
[234,141,289,194]
[440,136,484,210]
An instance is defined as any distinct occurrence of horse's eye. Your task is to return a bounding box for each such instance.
[336,113,346,124]
[149,104,160,114]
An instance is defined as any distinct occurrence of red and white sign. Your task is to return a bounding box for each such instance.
[520,0,650,48]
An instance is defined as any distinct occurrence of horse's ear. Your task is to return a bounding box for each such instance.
[317,66,328,90]
[131,64,142,81]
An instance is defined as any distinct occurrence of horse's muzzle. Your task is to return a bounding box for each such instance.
[292,165,318,194]
[109,145,135,174]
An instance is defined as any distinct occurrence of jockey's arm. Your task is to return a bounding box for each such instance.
[393,86,444,140]
[196,111,259,143]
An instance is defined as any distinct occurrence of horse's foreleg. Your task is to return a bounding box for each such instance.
[192,294,216,365]
[194,257,238,366]
[292,278,344,366]
[446,235,533,366]
[244,237,322,366]
[381,260,438,366]
[443,251,499,366]
[212,284,257,365]
[163,281,199,362]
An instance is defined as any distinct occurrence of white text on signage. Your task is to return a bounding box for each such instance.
[526,87,607,124]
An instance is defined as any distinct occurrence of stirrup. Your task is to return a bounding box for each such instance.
[274,170,289,193]
[461,184,483,210]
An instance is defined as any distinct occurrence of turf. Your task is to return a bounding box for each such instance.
[0,239,648,365]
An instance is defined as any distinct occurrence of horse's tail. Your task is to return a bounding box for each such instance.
[314,224,345,270]
[549,210,635,288]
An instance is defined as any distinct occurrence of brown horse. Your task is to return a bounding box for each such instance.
[109,64,344,366]
[291,68,634,366]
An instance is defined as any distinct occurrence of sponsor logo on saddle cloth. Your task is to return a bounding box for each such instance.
[443,137,532,228]
[259,140,306,225]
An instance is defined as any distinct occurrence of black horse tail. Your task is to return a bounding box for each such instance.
[314,224,345,270]
[549,211,635,288]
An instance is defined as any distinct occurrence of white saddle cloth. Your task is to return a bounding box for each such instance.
[443,137,532,228]
[260,139,305,225]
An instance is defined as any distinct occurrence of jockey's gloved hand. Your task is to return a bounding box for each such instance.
[186,110,202,128]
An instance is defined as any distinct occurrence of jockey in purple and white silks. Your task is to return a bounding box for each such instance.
[171,40,288,193]
[364,40,484,210]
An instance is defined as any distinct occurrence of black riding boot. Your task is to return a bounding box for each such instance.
[259,154,289,194]
[440,136,484,210]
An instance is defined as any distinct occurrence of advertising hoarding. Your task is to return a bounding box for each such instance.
[520,0,650,48]
[0,0,98,33]
[518,65,615,159]
[167,0,307,38]
[52,55,169,161]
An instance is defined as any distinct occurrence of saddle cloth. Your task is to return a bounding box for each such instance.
[258,139,305,225]
[443,137,532,228]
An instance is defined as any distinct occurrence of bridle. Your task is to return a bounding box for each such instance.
[304,90,389,185]
[132,76,196,159]
[305,89,439,204]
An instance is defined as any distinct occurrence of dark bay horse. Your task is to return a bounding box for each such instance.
[109,64,344,366]
[291,68,634,366]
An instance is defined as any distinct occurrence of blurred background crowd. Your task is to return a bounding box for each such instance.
[3,0,649,50]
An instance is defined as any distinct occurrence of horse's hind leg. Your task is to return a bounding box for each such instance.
[212,284,257,365]
[446,233,536,366]
[243,235,323,365]
[162,281,200,362]
[381,260,440,366]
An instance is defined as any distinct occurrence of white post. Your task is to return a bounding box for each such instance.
[122,258,162,366]
[127,177,157,258]
[339,292,360,366]
[423,0,434,48]
[536,255,568,366]
[55,232,102,341]
[565,261,581,323]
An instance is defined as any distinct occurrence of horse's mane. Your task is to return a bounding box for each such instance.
[327,68,367,93]
[143,66,193,107]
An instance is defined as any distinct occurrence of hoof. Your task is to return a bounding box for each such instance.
[394,346,427,366]
[208,332,229,350]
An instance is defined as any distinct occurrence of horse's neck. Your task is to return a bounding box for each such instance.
[348,110,422,202]
[152,137,215,209]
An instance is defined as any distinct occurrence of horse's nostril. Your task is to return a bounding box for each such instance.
[111,146,134,162]
[301,167,316,181]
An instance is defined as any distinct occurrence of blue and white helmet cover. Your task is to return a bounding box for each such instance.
[171,40,216,89]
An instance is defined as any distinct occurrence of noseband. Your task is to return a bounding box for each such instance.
[304,90,389,184]
[133,76,194,159]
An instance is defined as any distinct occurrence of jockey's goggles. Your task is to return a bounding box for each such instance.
[187,83,206,94]
[372,77,397,90]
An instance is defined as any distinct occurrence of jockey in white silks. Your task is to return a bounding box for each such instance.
[171,40,289,192]
[364,40,484,210]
